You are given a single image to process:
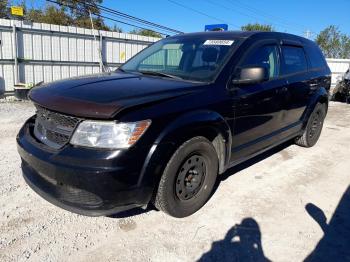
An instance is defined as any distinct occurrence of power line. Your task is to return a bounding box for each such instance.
[205,0,298,31]
[47,0,183,35]
[88,1,183,34]
[222,0,308,32]
[304,30,315,39]
[166,0,240,29]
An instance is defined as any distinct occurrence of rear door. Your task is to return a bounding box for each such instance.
[230,40,287,162]
[279,42,311,127]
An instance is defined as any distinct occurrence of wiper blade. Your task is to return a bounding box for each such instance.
[139,70,182,80]
[117,67,127,73]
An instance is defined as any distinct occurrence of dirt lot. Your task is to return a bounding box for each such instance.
[0,101,349,262]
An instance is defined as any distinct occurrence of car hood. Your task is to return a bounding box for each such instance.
[29,72,202,119]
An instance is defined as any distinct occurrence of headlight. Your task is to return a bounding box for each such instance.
[70,120,151,149]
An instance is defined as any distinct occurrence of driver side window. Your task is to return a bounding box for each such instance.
[243,45,279,78]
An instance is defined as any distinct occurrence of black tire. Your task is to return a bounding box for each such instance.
[153,136,218,218]
[295,103,326,147]
[332,92,345,102]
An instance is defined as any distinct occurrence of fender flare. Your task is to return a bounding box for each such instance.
[137,110,232,196]
[302,87,329,129]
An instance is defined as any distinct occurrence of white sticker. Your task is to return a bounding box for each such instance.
[203,40,234,46]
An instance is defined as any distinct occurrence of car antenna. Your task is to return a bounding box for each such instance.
[89,10,110,73]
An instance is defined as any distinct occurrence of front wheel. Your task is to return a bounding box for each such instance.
[153,136,218,218]
[295,103,326,147]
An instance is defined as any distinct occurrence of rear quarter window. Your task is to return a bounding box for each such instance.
[305,45,327,69]
[281,46,308,75]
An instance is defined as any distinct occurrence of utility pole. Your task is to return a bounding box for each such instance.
[304,30,313,39]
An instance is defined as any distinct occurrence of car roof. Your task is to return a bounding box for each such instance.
[173,31,257,39]
[171,31,312,45]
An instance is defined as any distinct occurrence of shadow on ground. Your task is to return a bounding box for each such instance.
[198,218,271,262]
[213,140,293,193]
[197,186,350,262]
[108,205,157,219]
[196,142,292,261]
[304,186,350,262]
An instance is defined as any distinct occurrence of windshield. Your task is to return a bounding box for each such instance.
[120,36,240,82]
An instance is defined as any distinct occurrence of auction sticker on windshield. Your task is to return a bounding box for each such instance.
[203,40,234,46]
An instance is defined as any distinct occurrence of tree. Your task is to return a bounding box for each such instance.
[241,23,274,32]
[26,6,72,26]
[57,0,110,30]
[0,0,9,18]
[129,29,162,38]
[18,0,109,31]
[112,25,123,33]
[316,25,350,59]
[74,16,110,31]
[58,0,102,18]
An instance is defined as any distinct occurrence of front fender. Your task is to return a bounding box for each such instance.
[137,110,232,197]
[156,110,231,146]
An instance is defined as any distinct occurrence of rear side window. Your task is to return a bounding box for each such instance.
[305,45,327,69]
[281,46,308,75]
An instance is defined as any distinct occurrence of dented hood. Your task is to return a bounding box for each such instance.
[29,72,200,119]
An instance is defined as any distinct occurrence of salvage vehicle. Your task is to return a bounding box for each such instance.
[331,68,350,103]
[17,31,331,218]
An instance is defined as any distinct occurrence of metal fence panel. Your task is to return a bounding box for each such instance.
[326,58,350,87]
[1,18,350,94]
[0,18,159,92]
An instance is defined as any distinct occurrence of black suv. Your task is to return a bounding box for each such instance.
[17,31,331,218]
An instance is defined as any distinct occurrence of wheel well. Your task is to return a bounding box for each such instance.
[191,127,227,174]
[319,96,329,113]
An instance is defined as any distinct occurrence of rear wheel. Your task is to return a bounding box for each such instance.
[153,136,218,218]
[346,96,350,104]
[295,103,326,147]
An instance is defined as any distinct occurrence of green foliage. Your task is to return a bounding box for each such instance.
[26,6,72,26]
[112,25,123,33]
[58,0,102,18]
[129,29,162,38]
[0,0,10,18]
[74,17,110,31]
[241,23,274,32]
[0,0,158,36]
[316,25,350,59]
[21,0,109,31]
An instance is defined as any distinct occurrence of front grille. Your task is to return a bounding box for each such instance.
[57,185,103,206]
[34,106,81,149]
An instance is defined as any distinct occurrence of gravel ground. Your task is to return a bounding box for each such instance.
[0,101,350,262]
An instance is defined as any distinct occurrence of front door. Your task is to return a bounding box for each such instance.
[230,41,287,162]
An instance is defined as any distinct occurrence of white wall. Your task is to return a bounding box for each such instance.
[326,58,350,87]
[0,19,349,93]
[0,19,160,92]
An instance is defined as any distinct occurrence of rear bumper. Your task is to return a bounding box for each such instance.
[17,118,153,216]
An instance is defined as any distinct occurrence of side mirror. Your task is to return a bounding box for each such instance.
[232,66,269,86]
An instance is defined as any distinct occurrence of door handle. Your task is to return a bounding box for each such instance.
[309,83,319,90]
[276,87,288,94]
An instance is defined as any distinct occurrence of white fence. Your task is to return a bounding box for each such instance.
[326,58,350,88]
[0,18,160,93]
[0,18,349,94]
